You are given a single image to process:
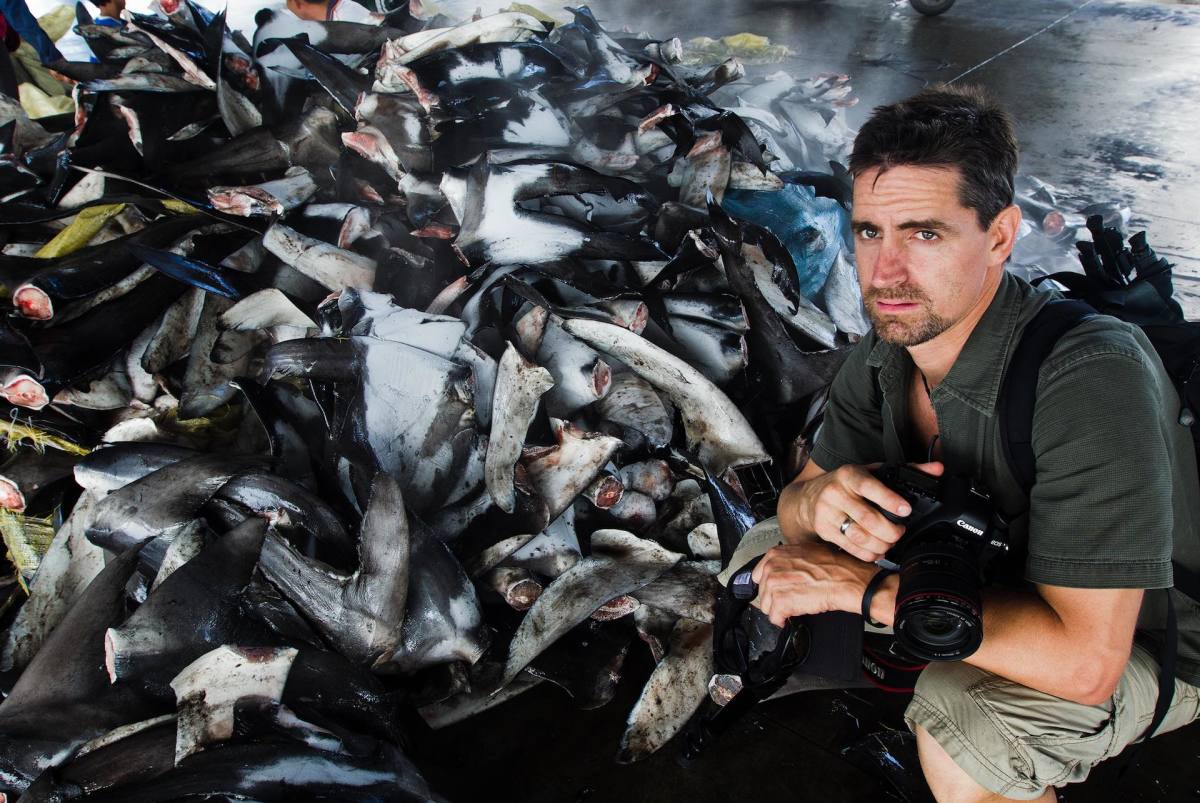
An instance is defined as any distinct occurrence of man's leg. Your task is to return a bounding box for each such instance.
[905,645,1200,801]
[914,724,1055,803]
[904,659,1119,801]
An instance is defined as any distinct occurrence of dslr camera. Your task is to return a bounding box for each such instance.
[870,464,1009,662]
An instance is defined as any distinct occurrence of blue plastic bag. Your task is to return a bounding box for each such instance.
[723,183,851,301]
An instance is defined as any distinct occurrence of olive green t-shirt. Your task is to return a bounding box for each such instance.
[810,271,1200,685]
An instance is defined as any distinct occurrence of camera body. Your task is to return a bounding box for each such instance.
[873,464,1004,566]
[870,464,1008,662]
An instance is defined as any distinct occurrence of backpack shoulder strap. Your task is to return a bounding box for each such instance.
[998,299,1098,494]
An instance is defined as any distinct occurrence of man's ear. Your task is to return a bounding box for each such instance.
[988,204,1022,266]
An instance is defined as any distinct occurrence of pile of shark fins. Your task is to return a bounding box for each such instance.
[0,1,875,798]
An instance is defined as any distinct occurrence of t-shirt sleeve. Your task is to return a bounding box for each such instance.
[808,338,886,472]
[1025,342,1175,589]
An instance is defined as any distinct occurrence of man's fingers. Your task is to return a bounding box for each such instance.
[754,547,785,583]
[754,579,772,616]
[841,539,883,563]
[752,556,773,603]
[833,490,904,546]
[843,523,891,561]
[910,460,945,476]
[819,513,884,562]
[756,589,788,629]
[814,506,856,552]
[849,471,912,519]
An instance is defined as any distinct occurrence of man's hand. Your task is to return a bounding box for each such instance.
[749,542,878,628]
[778,461,943,562]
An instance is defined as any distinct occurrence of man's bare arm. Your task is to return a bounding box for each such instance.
[970,585,1143,705]
[859,576,1142,705]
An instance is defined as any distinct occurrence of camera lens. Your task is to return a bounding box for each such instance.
[893,533,984,662]
[908,610,969,646]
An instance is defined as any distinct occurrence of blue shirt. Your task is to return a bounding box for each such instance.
[0,0,63,65]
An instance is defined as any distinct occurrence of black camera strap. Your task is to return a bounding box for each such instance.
[1150,593,1177,740]
[861,567,894,627]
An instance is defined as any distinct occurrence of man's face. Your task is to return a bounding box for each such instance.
[850,165,1009,346]
[102,0,126,16]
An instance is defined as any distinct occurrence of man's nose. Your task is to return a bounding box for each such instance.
[870,237,908,287]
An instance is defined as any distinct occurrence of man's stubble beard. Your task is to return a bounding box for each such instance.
[863,287,952,346]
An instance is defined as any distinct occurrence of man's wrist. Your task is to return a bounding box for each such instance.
[831,553,898,627]
[778,482,816,544]
[863,572,898,627]
[831,550,881,613]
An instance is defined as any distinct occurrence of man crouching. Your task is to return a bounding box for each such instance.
[751,84,1200,800]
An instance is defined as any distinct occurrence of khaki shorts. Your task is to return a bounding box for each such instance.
[905,643,1200,799]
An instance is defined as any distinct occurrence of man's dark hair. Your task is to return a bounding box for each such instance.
[849,84,1018,230]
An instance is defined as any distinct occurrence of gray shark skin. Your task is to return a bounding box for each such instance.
[709,198,850,406]
[617,617,714,763]
[19,716,176,802]
[83,453,266,553]
[215,471,355,564]
[0,493,107,674]
[485,342,554,514]
[0,0,939,778]
[562,317,769,474]
[259,473,410,666]
[0,546,154,794]
[503,530,683,685]
[375,519,489,675]
[104,518,269,700]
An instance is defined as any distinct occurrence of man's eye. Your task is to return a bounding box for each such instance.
[858,228,879,240]
[916,230,939,241]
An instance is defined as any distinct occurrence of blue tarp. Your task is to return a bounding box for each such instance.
[723,183,851,301]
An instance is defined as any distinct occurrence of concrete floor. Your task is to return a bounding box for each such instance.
[415,2,1200,800]
[594,0,1200,320]
[416,642,1200,802]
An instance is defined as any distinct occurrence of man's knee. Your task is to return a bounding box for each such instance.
[907,664,1019,802]
[913,724,1056,803]
[904,662,1070,800]
[914,723,993,803]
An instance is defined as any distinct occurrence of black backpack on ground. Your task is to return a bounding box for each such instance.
[998,215,1200,742]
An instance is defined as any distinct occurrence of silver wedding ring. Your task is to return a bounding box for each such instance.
[839,515,854,535]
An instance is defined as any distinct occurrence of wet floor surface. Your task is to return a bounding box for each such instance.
[416,645,1200,802]
[414,2,1200,799]
[590,0,1200,320]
